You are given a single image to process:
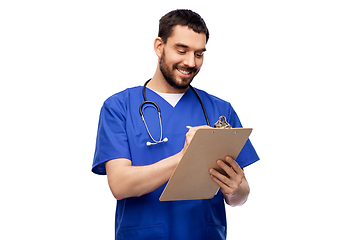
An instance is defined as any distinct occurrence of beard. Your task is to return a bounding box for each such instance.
[159,50,199,90]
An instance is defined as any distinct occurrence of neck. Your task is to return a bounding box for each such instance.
[147,64,189,94]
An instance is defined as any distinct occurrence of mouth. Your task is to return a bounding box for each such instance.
[176,67,195,78]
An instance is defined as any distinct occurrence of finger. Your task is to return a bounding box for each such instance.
[185,125,212,145]
[216,159,237,179]
[209,168,232,187]
[224,156,242,175]
[209,170,231,192]
[187,125,212,135]
[209,174,231,194]
[216,159,244,188]
[193,125,212,129]
[186,125,208,137]
[209,170,236,195]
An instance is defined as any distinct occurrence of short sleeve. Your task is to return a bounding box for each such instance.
[227,104,260,168]
[92,97,131,175]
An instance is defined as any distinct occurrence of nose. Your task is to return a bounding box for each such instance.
[183,53,196,68]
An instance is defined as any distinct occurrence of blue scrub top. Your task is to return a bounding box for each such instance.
[92,86,259,240]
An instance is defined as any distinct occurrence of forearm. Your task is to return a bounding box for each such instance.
[224,176,250,207]
[106,152,182,200]
[105,126,206,201]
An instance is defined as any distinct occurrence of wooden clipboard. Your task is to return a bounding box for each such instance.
[159,128,252,201]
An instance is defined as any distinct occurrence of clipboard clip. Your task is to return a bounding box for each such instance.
[214,116,232,129]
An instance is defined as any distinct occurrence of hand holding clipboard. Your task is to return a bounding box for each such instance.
[159,116,252,201]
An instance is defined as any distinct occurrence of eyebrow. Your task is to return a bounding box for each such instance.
[175,43,207,52]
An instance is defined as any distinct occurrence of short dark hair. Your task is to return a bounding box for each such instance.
[158,9,209,44]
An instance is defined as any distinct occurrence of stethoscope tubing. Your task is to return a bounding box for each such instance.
[139,79,210,145]
[141,79,210,126]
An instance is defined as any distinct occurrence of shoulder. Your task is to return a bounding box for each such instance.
[192,87,241,127]
[102,86,142,110]
[193,87,232,109]
[104,86,142,105]
[193,87,225,101]
[98,86,142,120]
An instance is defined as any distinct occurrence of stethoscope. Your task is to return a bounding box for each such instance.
[139,79,210,146]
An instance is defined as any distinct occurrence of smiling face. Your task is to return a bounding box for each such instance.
[156,25,207,91]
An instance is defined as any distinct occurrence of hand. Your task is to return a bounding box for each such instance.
[209,156,245,196]
[181,125,211,153]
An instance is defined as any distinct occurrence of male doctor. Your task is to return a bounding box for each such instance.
[92,9,259,240]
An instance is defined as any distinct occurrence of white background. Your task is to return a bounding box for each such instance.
[1,1,359,239]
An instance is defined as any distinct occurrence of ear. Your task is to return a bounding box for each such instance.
[154,37,164,58]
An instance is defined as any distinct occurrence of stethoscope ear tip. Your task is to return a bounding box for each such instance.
[163,137,168,142]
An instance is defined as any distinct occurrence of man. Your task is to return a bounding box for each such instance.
[92,9,259,240]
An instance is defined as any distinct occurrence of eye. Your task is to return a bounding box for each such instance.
[177,50,186,54]
[195,52,204,58]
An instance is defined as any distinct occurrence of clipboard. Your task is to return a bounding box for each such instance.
[159,128,252,201]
